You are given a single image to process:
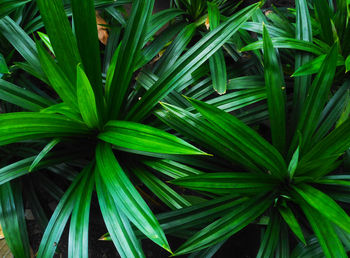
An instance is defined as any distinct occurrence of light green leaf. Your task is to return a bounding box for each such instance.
[95,142,171,252]
[96,172,145,258]
[98,120,206,155]
[76,64,100,129]
[29,138,61,172]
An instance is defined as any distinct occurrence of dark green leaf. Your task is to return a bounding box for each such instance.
[257,212,281,258]
[37,0,81,83]
[68,164,95,258]
[208,2,226,94]
[0,182,31,258]
[0,53,9,74]
[290,43,338,153]
[107,0,154,119]
[0,79,53,111]
[0,0,30,19]
[278,204,306,244]
[174,194,272,255]
[0,16,43,74]
[127,2,260,121]
[132,165,191,210]
[171,172,278,194]
[71,0,104,121]
[37,166,90,257]
[299,202,347,258]
[263,24,286,153]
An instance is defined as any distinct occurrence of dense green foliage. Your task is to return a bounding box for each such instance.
[0,0,350,257]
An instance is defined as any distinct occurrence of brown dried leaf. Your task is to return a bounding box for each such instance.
[95,11,109,45]
[205,16,210,30]
[0,224,4,240]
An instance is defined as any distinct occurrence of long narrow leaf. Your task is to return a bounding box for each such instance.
[95,142,171,252]
[263,24,286,153]
[98,120,205,155]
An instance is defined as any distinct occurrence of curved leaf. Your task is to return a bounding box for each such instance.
[98,120,206,155]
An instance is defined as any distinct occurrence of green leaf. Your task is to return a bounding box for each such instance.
[297,112,350,177]
[292,54,344,77]
[187,98,287,179]
[29,138,61,172]
[208,2,226,94]
[0,0,30,19]
[41,103,83,122]
[135,24,185,70]
[71,0,102,88]
[36,42,78,110]
[174,193,272,255]
[37,165,91,257]
[314,0,333,45]
[96,172,145,258]
[0,112,90,146]
[157,103,261,170]
[98,120,206,155]
[27,181,49,231]
[0,53,9,74]
[105,43,122,92]
[0,79,53,111]
[68,164,95,258]
[37,32,54,55]
[313,81,350,143]
[257,212,281,258]
[127,2,260,122]
[288,146,299,179]
[293,184,350,234]
[153,23,196,76]
[241,37,325,56]
[291,0,313,130]
[145,8,185,42]
[0,182,31,258]
[0,16,43,75]
[346,55,350,72]
[299,202,347,258]
[132,165,191,210]
[71,0,104,119]
[142,159,203,179]
[171,172,279,194]
[36,0,81,83]
[263,24,286,153]
[227,75,265,90]
[0,150,81,185]
[76,64,100,129]
[95,142,171,252]
[291,43,338,153]
[107,0,154,119]
[278,204,306,244]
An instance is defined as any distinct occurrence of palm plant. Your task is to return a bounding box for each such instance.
[156,2,350,256]
[0,0,261,257]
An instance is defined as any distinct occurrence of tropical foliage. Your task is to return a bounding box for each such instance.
[0,0,349,257]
